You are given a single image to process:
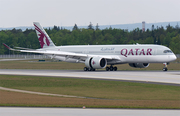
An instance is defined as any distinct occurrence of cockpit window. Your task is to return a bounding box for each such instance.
[163,50,172,53]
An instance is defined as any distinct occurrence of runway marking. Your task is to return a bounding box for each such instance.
[0,86,87,99]
[0,86,115,100]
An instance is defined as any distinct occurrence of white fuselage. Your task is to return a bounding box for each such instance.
[42,44,177,64]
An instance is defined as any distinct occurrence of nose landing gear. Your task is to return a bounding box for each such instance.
[163,63,168,71]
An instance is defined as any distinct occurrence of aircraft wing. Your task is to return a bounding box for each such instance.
[3,43,121,61]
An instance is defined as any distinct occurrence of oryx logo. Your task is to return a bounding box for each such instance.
[92,61,96,65]
[34,24,50,48]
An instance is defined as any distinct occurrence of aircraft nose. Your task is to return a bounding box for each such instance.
[171,54,177,61]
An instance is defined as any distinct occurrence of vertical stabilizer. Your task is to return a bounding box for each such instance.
[33,22,55,48]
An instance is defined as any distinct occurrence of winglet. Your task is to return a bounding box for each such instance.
[3,43,11,50]
[3,43,16,51]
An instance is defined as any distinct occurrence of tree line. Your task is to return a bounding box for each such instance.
[0,23,180,55]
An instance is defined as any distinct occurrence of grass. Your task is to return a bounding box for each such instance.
[1,90,179,109]
[0,58,179,70]
[0,75,180,108]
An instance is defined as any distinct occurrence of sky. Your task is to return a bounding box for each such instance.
[0,0,180,27]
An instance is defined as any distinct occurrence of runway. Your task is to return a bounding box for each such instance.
[0,59,27,61]
[0,69,179,85]
[0,107,179,116]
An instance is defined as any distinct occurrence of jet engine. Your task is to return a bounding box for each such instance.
[85,57,107,69]
[129,63,149,68]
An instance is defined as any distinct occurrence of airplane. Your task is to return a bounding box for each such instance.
[3,22,177,71]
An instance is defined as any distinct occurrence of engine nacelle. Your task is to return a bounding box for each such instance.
[85,57,107,69]
[129,63,149,68]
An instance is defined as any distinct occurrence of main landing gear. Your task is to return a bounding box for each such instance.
[163,63,168,71]
[106,65,117,71]
[83,65,118,71]
[84,67,95,71]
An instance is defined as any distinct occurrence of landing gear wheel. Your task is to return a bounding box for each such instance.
[88,68,92,71]
[163,67,168,71]
[163,63,168,71]
[110,66,114,71]
[106,67,110,71]
[87,68,96,71]
[84,67,88,71]
[106,66,118,71]
[114,66,117,71]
